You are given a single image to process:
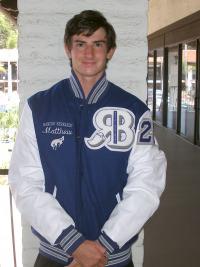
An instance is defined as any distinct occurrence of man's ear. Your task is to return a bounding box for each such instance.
[64,44,72,59]
[107,47,116,60]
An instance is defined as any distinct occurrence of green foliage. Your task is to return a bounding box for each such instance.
[0,65,6,73]
[6,30,18,49]
[182,60,196,73]
[0,175,8,185]
[0,12,18,49]
[0,106,19,130]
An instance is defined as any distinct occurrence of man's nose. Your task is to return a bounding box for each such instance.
[85,45,94,57]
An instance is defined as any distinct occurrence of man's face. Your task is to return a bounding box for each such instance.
[65,27,115,83]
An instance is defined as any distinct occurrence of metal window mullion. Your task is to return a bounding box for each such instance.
[194,39,200,145]
[177,44,182,134]
[163,47,168,127]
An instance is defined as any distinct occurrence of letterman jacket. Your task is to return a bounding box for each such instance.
[9,70,167,266]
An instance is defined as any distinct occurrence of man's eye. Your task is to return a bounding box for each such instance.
[77,43,84,47]
[95,43,102,47]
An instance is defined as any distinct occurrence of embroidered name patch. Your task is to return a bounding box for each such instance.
[42,121,73,135]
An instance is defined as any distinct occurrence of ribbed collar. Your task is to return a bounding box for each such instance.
[69,69,109,104]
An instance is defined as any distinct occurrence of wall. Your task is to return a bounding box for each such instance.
[148,0,200,35]
[17,0,148,266]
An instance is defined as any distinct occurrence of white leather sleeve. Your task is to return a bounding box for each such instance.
[101,110,167,248]
[8,102,75,245]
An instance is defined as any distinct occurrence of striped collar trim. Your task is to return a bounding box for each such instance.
[69,69,109,104]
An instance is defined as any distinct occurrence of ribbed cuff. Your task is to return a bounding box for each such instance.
[56,225,86,256]
[97,232,119,255]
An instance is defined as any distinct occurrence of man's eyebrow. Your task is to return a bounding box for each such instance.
[93,40,106,43]
[73,40,106,43]
[73,40,86,43]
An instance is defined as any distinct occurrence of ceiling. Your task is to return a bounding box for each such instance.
[0,0,18,22]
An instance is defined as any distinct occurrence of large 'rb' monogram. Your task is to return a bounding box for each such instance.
[85,107,135,152]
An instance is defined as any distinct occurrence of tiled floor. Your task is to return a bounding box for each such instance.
[144,124,200,267]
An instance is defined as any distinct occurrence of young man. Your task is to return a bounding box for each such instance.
[9,10,167,267]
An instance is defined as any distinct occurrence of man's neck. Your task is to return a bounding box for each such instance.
[73,70,104,99]
[79,77,95,99]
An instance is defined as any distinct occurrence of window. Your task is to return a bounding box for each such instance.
[148,12,200,146]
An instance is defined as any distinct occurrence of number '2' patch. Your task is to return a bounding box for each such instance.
[137,119,154,145]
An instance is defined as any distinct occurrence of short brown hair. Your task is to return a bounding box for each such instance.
[64,10,116,53]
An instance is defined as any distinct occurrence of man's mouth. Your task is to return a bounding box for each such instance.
[83,62,96,66]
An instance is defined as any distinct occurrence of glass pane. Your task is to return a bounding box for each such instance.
[147,51,154,113]
[155,49,164,124]
[167,46,178,131]
[180,42,196,142]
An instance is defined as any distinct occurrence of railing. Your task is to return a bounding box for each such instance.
[0,169,17,267]
[0,169,9,175]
